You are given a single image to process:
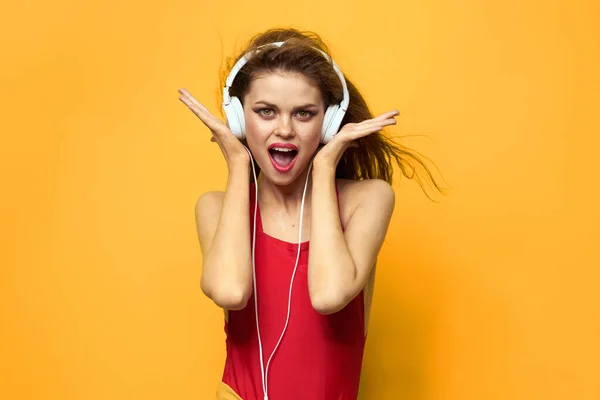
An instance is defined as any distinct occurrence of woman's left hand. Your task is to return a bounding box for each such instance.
[312,110,399,169]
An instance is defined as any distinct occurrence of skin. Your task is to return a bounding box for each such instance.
[178,71,397,333]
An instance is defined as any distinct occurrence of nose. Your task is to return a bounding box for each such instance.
[274,115,295,138]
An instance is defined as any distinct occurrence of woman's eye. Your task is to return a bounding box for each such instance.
[258,109,273,116]
[296,110,312,119]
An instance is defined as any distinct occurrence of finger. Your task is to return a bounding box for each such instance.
[361,110,399,124]
[178,88,201,106]
[355,118,396,132]
[178,89,212,115]
[334,126,382,147]
[177,92,218,124]
[183,102,226,134]
[377,109,400,119]
[349,125,385,139]
[179,92,203,112]
[178,88,200,107]
[335,120,386,145]
[368,117,396,127]
[180,94,211,116]
[181,99,208,120]
[353,118,396,132]
[380,118,397,127]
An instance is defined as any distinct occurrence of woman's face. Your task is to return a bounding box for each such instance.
[242,71,324,186]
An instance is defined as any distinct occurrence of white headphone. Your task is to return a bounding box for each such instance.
[222,41,350,144]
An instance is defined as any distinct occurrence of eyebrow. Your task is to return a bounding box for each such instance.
[253,101,320,110]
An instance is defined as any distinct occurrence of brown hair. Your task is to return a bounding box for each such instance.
[218,28,447,200]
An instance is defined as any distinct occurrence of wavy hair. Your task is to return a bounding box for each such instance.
[217,28,447,200]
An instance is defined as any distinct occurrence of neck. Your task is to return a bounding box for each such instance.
[256,165,313,213]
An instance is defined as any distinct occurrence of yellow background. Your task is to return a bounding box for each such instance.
[1,0,599,398]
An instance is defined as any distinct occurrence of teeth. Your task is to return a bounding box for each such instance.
[272,147,295,152]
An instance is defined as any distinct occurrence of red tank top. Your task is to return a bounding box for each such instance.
[221,182,366,400]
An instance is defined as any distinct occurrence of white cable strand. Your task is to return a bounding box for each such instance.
[243,145,313,400]
[263,161,312,398]
[243,146,267,398]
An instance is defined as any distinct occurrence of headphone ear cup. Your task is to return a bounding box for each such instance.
[321,105,339,143]
[231,97,246,137]
[223,96,246,140]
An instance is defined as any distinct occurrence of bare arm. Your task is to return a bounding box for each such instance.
[195,161,252,310]
[308,166,395,315]
[178,87,254,310]
[307,109,398,314]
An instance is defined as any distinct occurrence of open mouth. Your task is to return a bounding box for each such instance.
[268,145,299,172]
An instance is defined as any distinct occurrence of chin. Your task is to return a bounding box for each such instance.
[258,157,310,186]
[263,169,302,187]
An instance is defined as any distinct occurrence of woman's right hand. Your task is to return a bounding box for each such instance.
[178,88,250,167]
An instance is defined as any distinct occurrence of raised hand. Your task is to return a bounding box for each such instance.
[313,110,399,168]
[178,88,250,166]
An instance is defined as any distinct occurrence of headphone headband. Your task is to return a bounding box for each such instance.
[224,42,349,109]
[222,41,350,143]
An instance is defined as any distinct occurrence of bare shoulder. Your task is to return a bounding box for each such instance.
[194,191,225,254]
[195,190,225,209]
[195,191,225,221]
[335,179,395,224]
[336,178,394,198]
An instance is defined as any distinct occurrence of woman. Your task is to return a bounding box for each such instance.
[179,28,443,400]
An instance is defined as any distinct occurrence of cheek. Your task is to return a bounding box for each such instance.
[295,120,323,147]
[243,115,270,160]
[244,113,265,135]
[244,113,272,145]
